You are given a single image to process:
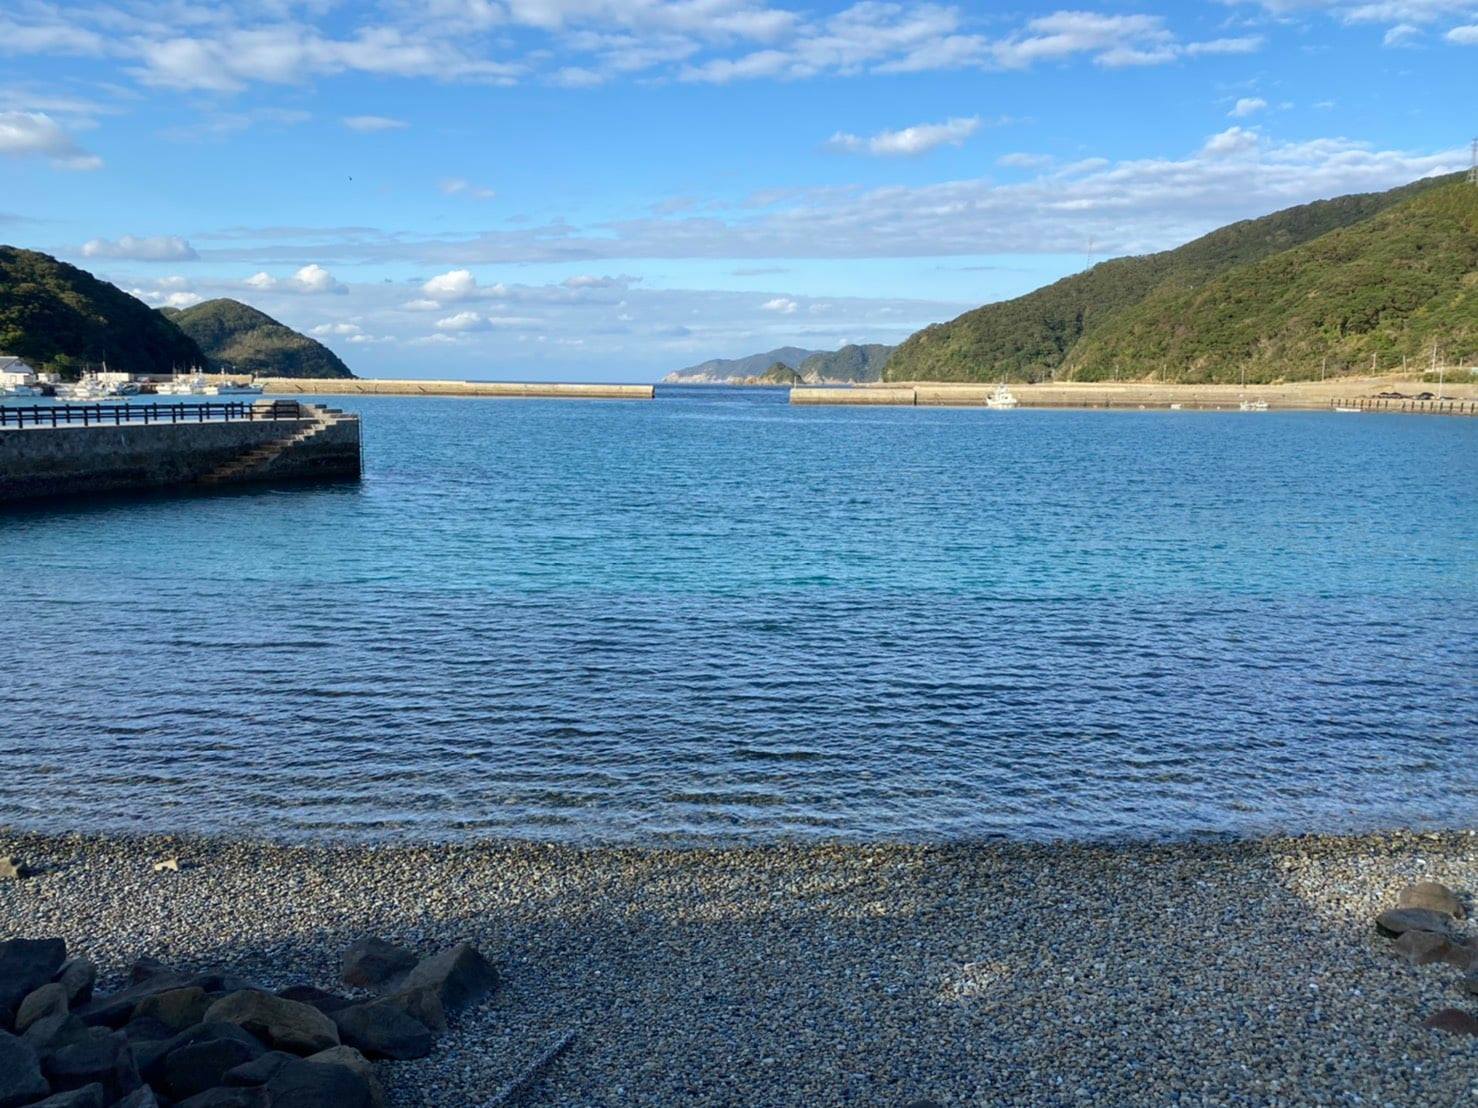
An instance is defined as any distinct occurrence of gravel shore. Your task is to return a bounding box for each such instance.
[2,830,1475,1106]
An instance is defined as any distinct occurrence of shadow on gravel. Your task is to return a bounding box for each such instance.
[0,831,1474,1106]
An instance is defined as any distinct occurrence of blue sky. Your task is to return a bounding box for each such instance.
[0,1,1472,380]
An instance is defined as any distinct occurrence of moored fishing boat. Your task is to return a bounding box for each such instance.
[985,382,1018,409]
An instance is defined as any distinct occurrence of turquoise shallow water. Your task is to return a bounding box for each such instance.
[2,387,1474,842]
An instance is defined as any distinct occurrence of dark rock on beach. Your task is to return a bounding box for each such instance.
[164,1037,264,1100]
[55,962,95,1010]
[16,984,70,1033]
[26,1086,105,1108]
[0,939,67,1024]
[307,1046,387,1108]
[263,1056,375,1108]
[332,999,435,1060]
[201,991,339,1055]
[1393,929,1471,968]
[1397,881,1465,919]
[222,1049,297,1086]
[341,939,416,989]
[1374,907,1454,937]
[177,1087,271,1108]
[0,922,506,1107]
[0,1030,51,1108]
[43,1029,140,1101]
[275,985,355,1014]
[1421,1008,1478,1035]
[398,942,498,1013]
[0,856,29,881]
[135,986,212,1032]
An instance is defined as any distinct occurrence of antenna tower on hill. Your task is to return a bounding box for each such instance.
[1469,137,1478,186]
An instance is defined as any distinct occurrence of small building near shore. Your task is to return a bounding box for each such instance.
[0,355,39,389]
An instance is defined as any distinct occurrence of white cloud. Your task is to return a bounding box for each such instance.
[828,116,981,157]
[422,268,480,300]
[433,309,539,331]
[311,322,362,336]
[1233,0,1478,42]
[290,264,344,293]
[984,12,1260,70]
[245,272,277,289]
[1202,126,1260,156]
[761,297,797,313]
[0,3,1278,98]
[997,152,1055,168]
[171,132,1464,269]
[127,276,204,309]
[435,310,487,331]
[1229,97,1268,118]
[440,177,496,200]
[342,115,409,132]
[401,297,442,310]
[0,111,101,170]
[83,234,197,261]
[562,274,618,288]
[128,26,522,92]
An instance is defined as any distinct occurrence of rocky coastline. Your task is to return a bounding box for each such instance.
[1,830,1475,1105]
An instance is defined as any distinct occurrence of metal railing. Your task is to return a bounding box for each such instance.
[0,400,305,429]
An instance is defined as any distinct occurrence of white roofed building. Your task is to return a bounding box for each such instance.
[0,356,39,388]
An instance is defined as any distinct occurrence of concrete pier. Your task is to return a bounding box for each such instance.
[0,401,361,503]
[259,377,654,399]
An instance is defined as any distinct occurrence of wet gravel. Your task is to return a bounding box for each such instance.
[1,829,1475,1106]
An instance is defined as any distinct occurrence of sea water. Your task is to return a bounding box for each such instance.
[2,387,1473,842]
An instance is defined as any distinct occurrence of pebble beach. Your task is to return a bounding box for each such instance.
[2,829,1475,1106]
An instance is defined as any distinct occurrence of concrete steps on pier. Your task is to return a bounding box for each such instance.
[197,406,353,486]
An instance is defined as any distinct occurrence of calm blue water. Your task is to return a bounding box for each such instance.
[2,387,1474,842]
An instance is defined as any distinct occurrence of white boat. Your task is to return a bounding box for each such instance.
[1334,406,1362,413]
[1169,403,1183,410]
[157,370,218,396]
[216,380,264,395]
[1236,368,1266,412]
[985,382,1018,409]
[56,373,127,401]
[0,385,41,398]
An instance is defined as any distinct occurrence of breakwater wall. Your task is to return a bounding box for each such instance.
[0,403,360,503]
[792,382,1478,412]
[260,378,654,399]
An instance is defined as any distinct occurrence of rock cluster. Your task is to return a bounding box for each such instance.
[0,936,496,1107]
[1374,881,1478,1035]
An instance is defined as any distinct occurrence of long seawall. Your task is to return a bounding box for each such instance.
[260,378,654,399]
[0,403,360,503]
[792,378,1478,412]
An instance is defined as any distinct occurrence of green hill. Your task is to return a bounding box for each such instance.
[162,299,355,379]
[0,246,206,378]
[884,174,1466,383]
[799,343,895,383]
[1068,180,1477,382]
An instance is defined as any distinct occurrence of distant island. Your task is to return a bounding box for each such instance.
[663,346,826,384]
[668,174,1475,387]
[162,299,354,380]
[667,342,898,385]
[0,247,354,380]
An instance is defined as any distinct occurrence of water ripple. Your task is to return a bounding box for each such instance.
[1,388,1474,842]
